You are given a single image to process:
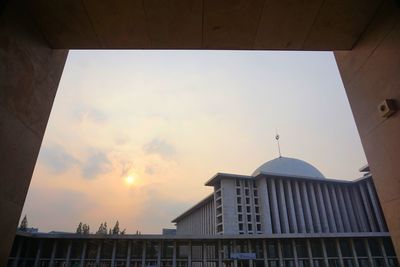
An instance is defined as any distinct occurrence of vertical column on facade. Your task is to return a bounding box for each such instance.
[292,240,299,267]
[80,241,87,267]
[308,183,321,233]
[285,181,298,233]
[65,241,72,267]
[157,241,162,267]
[248,240,253,267]
[262,240,268,267]
[126,241,131,267]
[34,240,43,267]
[111,241,117,267]
[11,238,23,267]
[322,184,337,233]
[277,179,289,233]
[96,242,102,266]
[350,239,360,267]
[351,186,369,232]
[336,186,352,232]
[233,240,238,267]
[365,180,386,232]
[293,181,306,233]
[258,178,273,234]
[218,240,223,267]
[141,241,146,267]
[202,243,207,267]
[329,185,344,232]
[378,238,390,267]
[188,241,192,267]
[49,240,57,267]
[269,179,281,233]
[364,238,374,267]
[300,182,314,233]
[172,241,177,267]
[335,239,344,266]
[321,240,329,267]
[358,182,377,232]
[315,184,329,233]
[277,240,283,267]
[306,240,314,267]
[343,187,359,232]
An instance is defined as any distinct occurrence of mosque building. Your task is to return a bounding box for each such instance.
[7,157,399,267]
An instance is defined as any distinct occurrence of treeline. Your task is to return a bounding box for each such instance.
[76,221,128,235]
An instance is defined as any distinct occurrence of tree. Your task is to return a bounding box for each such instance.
[109,229,112,235]
[19,215,28,231]
[76,222,83,234]
[112,221,120,235]
[120,229,126,235]
[82,224,90,234]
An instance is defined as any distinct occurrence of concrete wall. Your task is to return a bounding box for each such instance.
[334,0,400,257]
[0,1,68,264]
[221,179,238,234]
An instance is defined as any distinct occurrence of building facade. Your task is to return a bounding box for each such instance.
[7,157,399,266]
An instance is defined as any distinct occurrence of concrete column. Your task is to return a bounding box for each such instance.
[315,184,329,233]
[126,241,132,267]
[350,239,360,267]
[277,240,283,267]
[0,1,68,264]
[80,241,87,267]
[269,179,281,233]
[351,187,369,232]
[343,187,359,232]
[285,181,298,233]
[366,180,387,232]
[157,241,161,267]
[300,182,314,233]
[34,240,43,267]
[308,183,321,233]
[188,241,192,267]
[96,242,102,265]
[262,240,268,267]
[378,238,390,267]
[293,181,306,233]
[335,187,352,232]
[248,240,253,267]
[202,243,207,267]
[322,184,337,233]
[329,185,344,232]
[65,241,72,267]
[218,240,222,267]
[141,241,146,267]
[321,240,329,267]
[306,240,314,267]
[258,178,272,234]
[111,241,117,267]
[49,240,57,267]
[334,0,400,256]
[172,241,177,267]
[277,179,289,233]
[292,240,298,267]
[335,239,344,267]
[364,239,374,267]
[358,183,378,231]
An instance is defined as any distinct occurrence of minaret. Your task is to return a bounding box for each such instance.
[275,132,281,158]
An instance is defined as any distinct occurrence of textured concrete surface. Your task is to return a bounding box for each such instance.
[0,1,68,265]
[335,0,400,257]
[29,0,382,50]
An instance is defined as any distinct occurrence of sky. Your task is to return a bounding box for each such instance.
[21,50,367,234]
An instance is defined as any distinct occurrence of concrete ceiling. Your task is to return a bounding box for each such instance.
[31,0,382,50]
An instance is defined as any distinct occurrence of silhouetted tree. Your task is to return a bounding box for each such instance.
[19,215,28,231]
[82,224,90,234]
[76,222,83,234]
[120,229,126,235]
[112,221,120,235]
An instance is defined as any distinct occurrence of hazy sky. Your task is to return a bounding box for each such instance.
[22,50,366,234]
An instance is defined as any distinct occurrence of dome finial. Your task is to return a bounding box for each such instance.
[275,130,281,158]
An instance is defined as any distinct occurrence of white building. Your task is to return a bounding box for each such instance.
[172,157,387,236]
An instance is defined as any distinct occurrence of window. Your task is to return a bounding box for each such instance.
[256,215,260,222]
[255,207,260,213]
[238,205,242,212]
[254,190,258,196]
[253,180,257,187]
[254,198,259,205]
[238,214,243,221]
[236,180,240,186]
[256,224,261,232]
[247,215,252,221]
[245,189,250,196]
[246,206,251,213]
[239,224,243,231]
[245,181,249,187]
[236,188,241,195]
[248,224,253,231]
[217,225,223,233]
[237,197,241,203]
[246,198,250,204]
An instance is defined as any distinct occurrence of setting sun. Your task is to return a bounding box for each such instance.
[125,175,135,186]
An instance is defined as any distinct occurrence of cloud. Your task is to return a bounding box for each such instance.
[40,144,79,174]
[81,149,111,179]
[73,106,107,123]
[143,138,176,160]
[120,161,133,177]
[145,165,156,175]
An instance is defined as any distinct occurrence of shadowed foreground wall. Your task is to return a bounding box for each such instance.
[0,1,68,265]
[335,0,400,258]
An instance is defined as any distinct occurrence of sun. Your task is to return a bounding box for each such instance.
[124,175,136,186]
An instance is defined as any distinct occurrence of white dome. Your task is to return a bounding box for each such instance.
[252,157,325,179]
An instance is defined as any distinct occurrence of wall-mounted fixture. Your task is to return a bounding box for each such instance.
[378,99,398,118]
